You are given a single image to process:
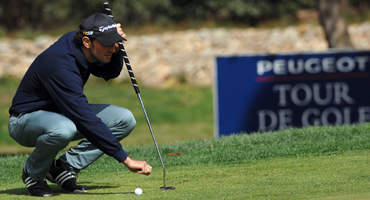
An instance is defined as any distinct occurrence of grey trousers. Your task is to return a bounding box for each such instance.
[8,104,136,181]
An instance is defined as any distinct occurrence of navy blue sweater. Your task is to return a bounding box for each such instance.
[9,31,128,162]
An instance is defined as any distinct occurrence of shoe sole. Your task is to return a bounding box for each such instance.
[63,189,88,194]
[29,192,53,197]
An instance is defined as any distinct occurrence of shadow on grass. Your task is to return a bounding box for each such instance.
[81,183,135,195]
[0,187,29,196]
[0,183,135,197]
[0,185,64,197]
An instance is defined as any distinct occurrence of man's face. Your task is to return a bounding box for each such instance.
[89,40,116,64]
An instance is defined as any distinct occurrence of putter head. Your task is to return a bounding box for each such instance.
[160,186,175,190]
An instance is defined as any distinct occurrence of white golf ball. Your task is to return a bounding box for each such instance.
[135,188,143,195]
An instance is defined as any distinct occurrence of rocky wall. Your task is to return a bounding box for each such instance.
[1,23,370,87]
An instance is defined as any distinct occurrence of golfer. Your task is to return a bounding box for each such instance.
[8,13,152,197]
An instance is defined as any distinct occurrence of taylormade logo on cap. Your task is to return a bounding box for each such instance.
[99,24,117,32]
[80,13,126,46]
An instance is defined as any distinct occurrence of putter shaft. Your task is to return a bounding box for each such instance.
[138,93,167,186]
[103,1,169,188]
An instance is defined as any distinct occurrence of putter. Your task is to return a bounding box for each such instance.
[103,1,175,191]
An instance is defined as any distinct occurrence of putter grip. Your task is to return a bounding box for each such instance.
[103,1,140,94]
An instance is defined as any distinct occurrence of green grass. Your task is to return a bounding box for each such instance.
[0,78,20,145]
[1,124,370,199]
[0,77,214,154]
[83,78,214,146]
[2,77,370,199]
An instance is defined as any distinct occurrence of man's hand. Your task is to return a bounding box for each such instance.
[122,156,152,176]
[115,23,126,51]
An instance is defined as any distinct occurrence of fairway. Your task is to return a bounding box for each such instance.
[2,123,370,199]
[0,78,215,154]
[1,150,370,199]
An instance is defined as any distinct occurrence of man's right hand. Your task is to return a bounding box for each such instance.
[122,156,152,176]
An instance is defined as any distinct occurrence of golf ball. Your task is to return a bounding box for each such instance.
[135,188,143,195]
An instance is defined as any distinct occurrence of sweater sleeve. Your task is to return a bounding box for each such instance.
[44,68,128,162]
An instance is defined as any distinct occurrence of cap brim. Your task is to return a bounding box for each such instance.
[96,32,127,46]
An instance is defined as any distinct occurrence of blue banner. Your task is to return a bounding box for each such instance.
[214,50,370,137]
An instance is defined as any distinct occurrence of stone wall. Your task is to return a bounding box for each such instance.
[1,23,370,87]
